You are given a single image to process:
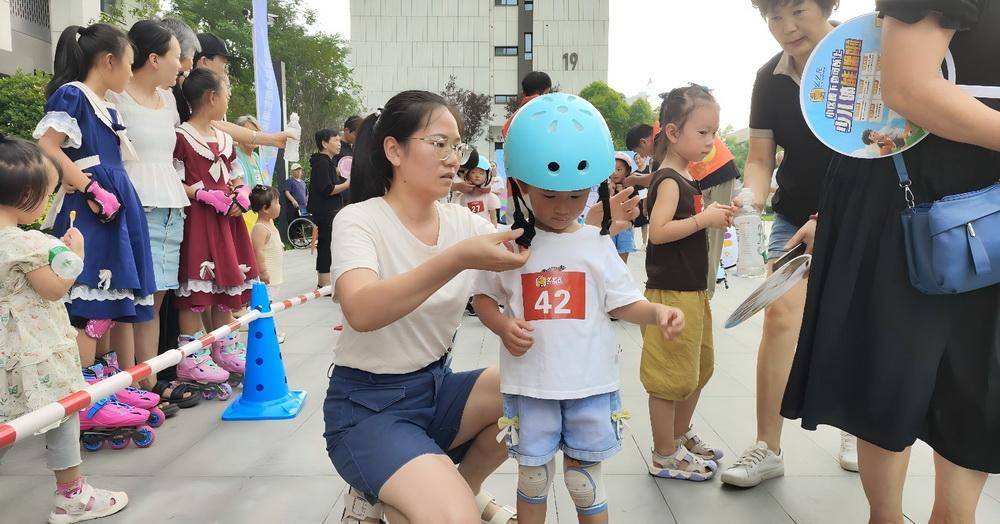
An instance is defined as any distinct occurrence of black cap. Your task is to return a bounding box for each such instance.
[196,33,231,60]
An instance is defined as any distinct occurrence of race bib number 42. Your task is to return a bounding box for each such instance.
[521,270,586,321]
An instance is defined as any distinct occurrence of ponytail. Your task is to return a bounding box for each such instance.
[46,23,130,98]
[176,68,223,123]
[350,112,391,203]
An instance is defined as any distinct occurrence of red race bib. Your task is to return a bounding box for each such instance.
[693,194,704,214]
[467,200,485,214]
[521,270,586,321]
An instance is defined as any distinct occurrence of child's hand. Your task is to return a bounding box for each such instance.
[62,228,85,259]
[500,318,535,356]
[609,186,641,223]
[654,304,685,340]
[698,202,734,229]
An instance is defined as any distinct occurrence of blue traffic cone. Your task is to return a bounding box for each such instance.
[222,282,307,421]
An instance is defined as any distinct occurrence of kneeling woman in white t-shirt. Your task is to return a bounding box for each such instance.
[324,90,529,524]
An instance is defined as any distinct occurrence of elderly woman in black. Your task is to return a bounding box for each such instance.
[782,1,1000,522]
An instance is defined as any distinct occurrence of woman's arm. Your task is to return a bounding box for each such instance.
[881,16,1000,152]
[330,178,350,196]
[743,136,777,211]
[337,229,529,332]
[210,120,294,148]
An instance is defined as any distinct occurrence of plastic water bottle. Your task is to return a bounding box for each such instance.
[49,244,84,280]
[734,188,766,278]
[284,113,301,162]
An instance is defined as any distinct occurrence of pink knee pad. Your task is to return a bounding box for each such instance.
[84,319,115,339]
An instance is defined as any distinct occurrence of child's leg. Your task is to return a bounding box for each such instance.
[133,292,165,389]
[77,330,97,367]
[108,323,136,377]
[516,461,554,524]
[48,414,128,519]
[673,387,702,436]
[178,308,205,336]
[618,252,629,264]
[649,396,678,457]
[563,458,608,524]
[212,306,234,330]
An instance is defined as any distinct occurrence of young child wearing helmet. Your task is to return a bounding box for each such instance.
[454,154,501,226]
[471,93,686,523]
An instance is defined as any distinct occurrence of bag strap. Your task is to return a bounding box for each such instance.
[891,154,916,209]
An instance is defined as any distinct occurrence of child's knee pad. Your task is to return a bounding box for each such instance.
[564,460,608,515]
[517,460,555,504]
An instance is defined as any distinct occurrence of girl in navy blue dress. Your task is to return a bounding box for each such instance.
[34,23,156,373]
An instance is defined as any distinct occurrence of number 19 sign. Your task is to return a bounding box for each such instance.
[800,13,928,159]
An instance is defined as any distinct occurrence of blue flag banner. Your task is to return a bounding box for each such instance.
[253,0,281,178]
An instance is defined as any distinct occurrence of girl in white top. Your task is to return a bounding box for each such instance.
[105,20,184,392]
[249,185,285,342]
[324,90,528,524]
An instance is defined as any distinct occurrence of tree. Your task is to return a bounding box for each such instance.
[578,81,654,150]
[97,0,160,26]
[169,0,362,161]
[0,71,50,139]
[440,76,491,144]
[722,125,750,175]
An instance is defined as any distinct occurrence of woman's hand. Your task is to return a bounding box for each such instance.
[785,218,817,255]
[500,318,535,356]
[448,229,530,272]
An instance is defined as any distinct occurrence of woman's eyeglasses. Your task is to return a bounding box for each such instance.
[407,136,472,163]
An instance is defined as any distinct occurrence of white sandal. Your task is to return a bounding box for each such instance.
[341,486,385,524]
[48,481,128,524]
[475,490,517,524]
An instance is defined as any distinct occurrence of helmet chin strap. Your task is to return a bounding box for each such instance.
[509,179,537,249]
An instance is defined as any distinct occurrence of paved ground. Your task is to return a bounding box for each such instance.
[1,245,998,523]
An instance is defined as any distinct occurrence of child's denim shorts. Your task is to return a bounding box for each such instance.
[500,391,625,466]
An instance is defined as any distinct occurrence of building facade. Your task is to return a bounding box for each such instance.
[1,0,145,76]
[349,0,609,155]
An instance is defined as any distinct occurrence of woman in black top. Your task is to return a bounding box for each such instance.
[782,1,1000,521]
[308,128,348,288]
[722,0,854,489]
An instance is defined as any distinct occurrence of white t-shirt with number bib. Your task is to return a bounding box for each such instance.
[456,192,501,223]
[472,225,644,399]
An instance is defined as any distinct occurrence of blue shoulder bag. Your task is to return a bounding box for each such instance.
[893,155,1000,294]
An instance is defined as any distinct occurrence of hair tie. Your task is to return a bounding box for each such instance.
[372,107,384,132]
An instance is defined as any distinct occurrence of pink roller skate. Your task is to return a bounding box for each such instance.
[176,337,232,401]
[85,361,167,427]
[211,334,246,387]
[79,397,156,452]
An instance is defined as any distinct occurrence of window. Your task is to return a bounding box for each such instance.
[525,1,534,11]
[524,32,533,60]
[495,0,518,5]
[495,95,517,105]
[494,46,518,57]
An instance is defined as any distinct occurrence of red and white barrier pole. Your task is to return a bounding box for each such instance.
[0,286,331,450]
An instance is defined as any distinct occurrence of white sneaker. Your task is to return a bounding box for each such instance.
[720,441,784,488]
[839,431,859,472]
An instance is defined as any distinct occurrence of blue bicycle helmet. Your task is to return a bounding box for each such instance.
[503,93,615,192]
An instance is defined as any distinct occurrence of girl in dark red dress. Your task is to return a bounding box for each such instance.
[172,69,257,396]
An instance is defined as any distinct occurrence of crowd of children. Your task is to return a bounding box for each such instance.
[0,20,297,522]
